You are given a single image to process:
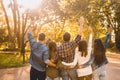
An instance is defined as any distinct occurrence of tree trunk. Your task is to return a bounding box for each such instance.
[21,14,25,64]
[21,12,28,64]
[11,0,18,49]
[16,7,21,48]
[0,1,12,39]
[115,30,120,51]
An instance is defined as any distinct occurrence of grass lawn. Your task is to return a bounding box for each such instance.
[0,52,29,69]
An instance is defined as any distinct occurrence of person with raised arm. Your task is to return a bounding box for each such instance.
[52,16,84,80]
[78,25,113,80]
[27,22,56,80]
[92,25,112,80]
[62,27,93,80]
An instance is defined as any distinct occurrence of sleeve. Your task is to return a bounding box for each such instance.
[81,51,94,68]
[28,32,36,43]
[74,35,81,44]
[71,35,81,49]
[27,32,38,51]
[104,32,111,49]
[43,50,50,64]
[87,33,93,54]
[62,52,78,66]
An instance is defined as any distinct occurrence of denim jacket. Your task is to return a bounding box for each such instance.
[28,32,49,71]
[104,32,111,49]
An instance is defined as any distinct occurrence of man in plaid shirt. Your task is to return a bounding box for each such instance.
[53,16,84,80]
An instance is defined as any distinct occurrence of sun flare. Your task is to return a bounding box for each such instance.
[18,0,42,10]
[4,0,42,14]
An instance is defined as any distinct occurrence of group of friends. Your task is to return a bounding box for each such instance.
[27,16,113,80]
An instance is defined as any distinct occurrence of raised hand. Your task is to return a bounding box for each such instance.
[28,20,36,32]
[79,16,84,25]
[28,25,33,33]
[108,26,113,33]
[78,16,84,35]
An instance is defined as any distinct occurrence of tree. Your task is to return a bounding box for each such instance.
[85,0,120,51]
[0,0,12,41]
[0,28,7,46]
[113,1,120,51]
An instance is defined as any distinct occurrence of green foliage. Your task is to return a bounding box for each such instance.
[1,0,120,50]
[0,53,29,68]
[85,0,120,50]
[1,48,20,51]
[58,0,90,21]
[0,28,9,46]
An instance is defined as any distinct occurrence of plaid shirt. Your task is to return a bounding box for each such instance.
[54,35,81,63]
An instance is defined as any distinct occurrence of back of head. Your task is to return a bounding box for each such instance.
[94,38,105,54]
[46,38,52,46]
[38,33,45,41]
[94,38,106,65]
[78,40,88,57]
[63,32,71,42]
[48,41,57,52]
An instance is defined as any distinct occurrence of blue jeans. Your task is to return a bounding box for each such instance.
[93,65,106,80]
[60,68,77,80]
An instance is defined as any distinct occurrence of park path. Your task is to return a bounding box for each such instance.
[106,52,120,80]
[0,52,120,80]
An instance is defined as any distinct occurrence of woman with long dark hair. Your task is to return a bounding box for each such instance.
[46,41,60,80]
[93,26,112,80]
[92,38,107,80]
[82,26,112,80]
[77,39,93,80]
[93,38,107,68]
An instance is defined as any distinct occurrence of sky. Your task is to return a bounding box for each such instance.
[3,0,42,15]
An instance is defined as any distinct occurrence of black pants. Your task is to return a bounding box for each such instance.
[78,74,92,80]
[30,67,46,80]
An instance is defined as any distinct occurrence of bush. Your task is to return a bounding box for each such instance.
[108,45,120,54]
[0,53,29,69]
[1,48,20,51]
[108,42,115,48]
